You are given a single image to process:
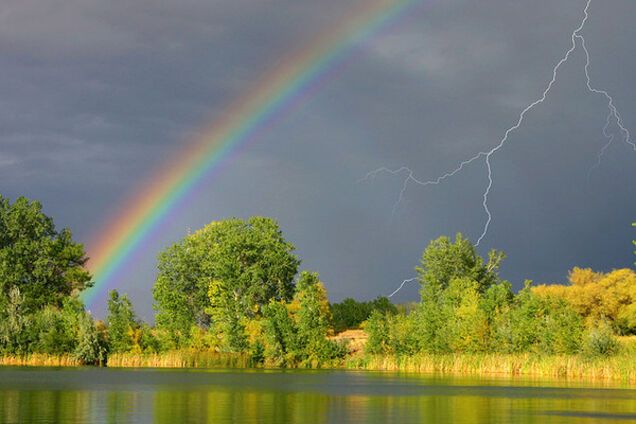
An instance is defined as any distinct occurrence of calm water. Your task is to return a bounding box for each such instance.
[0,368,635,423]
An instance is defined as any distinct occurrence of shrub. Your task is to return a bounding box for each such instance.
[583,321,620,357]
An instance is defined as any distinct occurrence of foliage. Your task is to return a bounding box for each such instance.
[258,272,346,367]
[583,320,620,357]
[367,237,590,357]
[292,272,333,364]
[74,311,104,364]
[0,195,91,311]
[416,233,504,293]
[507,283,584,354]
[479,281,514,350]
[0,287,31,354]
[533,268,636,334]
[153,217,300,348]
[331,297,397,333]
[262,301,298,366]
[106,290,138,354]
[365,311,391,355]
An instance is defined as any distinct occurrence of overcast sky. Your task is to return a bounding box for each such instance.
[1,0,635,320]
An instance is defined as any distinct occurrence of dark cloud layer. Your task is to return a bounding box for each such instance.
[1,0,634,319]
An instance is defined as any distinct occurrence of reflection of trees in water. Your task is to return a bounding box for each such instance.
[152,389,330,424]
[3,376,636,423]
[0,390,94,423]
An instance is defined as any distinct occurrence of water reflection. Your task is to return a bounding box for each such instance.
[0,368,635,423]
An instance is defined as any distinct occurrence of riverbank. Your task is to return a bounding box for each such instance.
[0,354,83,367]
[346,353,636,383]
[3,351,635,383]
[105,351,636,383]
[106,351,252,368]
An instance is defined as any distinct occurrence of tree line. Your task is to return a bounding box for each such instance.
[0,194,634,366]
[365,234,635,358]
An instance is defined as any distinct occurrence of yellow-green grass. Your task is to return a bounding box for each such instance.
[0,354,82,367]
[106,350,251,368]
[5,337,636,383]
[345,352,636,383]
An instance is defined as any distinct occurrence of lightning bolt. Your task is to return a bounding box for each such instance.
[365,0,635,298]
[588,111,615,180]
[387,277,418,298]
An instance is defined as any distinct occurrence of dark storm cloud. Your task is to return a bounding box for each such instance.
[1,0,634,318]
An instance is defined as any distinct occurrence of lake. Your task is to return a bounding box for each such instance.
[0,368,635,423]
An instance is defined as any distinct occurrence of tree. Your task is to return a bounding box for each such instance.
[416,233,504,294]
[259,271,346,366]
[0,287,30,354]
[331,297,397,333]
[533,268,636,334]
[106,290,137,353]
[480,281,514,351]
[508,283,583,354]
[365,310,391,355]
[154,217,300,348]
[0,195,91,311]
[442,278,489,352]
[74,312,103,364]
[292,272,332,363]
[262,301,298,366]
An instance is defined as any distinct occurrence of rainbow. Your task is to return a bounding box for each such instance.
[82,0,423,307]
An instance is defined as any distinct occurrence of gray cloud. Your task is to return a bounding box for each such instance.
[1,0,634,319]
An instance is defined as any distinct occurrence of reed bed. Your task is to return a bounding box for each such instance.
[4,350,635,385]
[0,354,82,367]
[107,350,251,368]
[346,353,636,383]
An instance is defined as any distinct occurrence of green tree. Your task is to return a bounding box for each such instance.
[442,278,489,352]
[331,296,397,333]
[387,313,419,355]
[414,278,450,353]
[0,195,91,311]
[365,310,391,355]
[508,283,583,354]
[292,272,332,363]
[0,287,31,354]
[480,281,514,351]
[416,233,504,293]
[262,301,298,366]
[260,272,346,366]
[154,217,300,348]
[74,312,103,364]
[106,290,137,353]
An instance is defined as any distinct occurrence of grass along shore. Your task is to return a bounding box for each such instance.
[0,354,84,367]
[2,350,635,383]
[106,351,251,368]
[346,352,636,383]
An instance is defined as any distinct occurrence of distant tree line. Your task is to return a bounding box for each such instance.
[0,194,634,366]
[331,297,397,333]
[364,234,634,358]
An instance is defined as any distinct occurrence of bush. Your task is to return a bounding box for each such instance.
[331,297,397,333]
[365,311,391,355]
[583,321,620,357]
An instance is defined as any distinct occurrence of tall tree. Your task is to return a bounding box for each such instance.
[106,290,137,354]
[416,233,504,294]
[0,195,91,310]
[154,217,300,347]
[292,271,332,361]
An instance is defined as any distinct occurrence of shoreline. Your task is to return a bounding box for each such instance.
[3,352,634,383]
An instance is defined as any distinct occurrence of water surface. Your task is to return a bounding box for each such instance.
[0,367,635,423]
